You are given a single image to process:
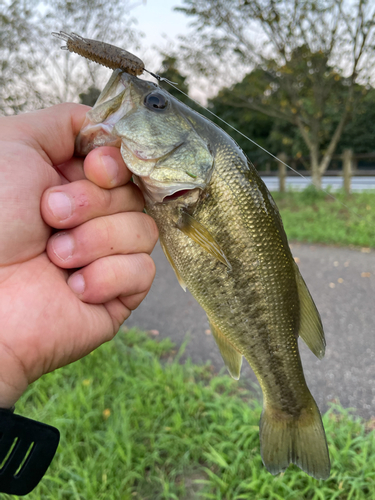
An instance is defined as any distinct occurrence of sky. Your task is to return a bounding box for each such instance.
[132,0,189,53]
[127,0,213,102]
[124,0,248,102]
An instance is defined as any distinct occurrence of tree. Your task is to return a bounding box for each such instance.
[208,53,368,168]
[338,87,375,154]
[207,69,287,168]
[176,0,375,188]
[0,0,142,115]
[0,1,45,114]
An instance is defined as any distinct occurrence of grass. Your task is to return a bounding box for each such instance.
[4,328,375,499]
[272,187,375,248]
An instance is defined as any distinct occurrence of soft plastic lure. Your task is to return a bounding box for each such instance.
[52,32,145,76]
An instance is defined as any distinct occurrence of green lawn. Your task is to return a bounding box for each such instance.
[5,329,375,499]
[273,187,375,248]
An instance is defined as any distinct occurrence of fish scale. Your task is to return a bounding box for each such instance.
[76,68,330,480]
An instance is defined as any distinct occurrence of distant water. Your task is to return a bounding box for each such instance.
[261,175,375,192]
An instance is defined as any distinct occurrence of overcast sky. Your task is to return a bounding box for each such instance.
[128,1,246,102]
[132,0,189,53]
[129,0,214,102]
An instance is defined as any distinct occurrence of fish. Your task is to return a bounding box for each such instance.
[76,68,330,480]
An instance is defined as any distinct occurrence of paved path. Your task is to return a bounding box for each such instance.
[126,242,375,420]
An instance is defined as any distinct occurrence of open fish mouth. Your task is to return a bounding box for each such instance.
[133,174,202,204]
[163,189,194,201]
[75,80,133,156]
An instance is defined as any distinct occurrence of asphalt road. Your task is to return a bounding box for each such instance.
[126,241,375,420]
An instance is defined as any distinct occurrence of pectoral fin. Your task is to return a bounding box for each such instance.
[160,238,187,292]
[208,318,242,380]
[294,262,326,359]
[177,211,231,269]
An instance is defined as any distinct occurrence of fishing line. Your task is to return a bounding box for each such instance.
[155,76,367,226]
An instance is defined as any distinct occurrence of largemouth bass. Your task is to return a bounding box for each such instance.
[76,68,330,479]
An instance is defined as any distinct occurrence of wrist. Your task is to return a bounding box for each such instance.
[0,344,28,409]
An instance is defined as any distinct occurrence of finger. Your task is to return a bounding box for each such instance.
[67,253,156,304]
[47,212,158,266]
[55,157,86,183]
[41,179,144,229]
[102,297,132,330]
[118,290,151,311]
[84,146,132,188]
[101,290,152,331]
[1,103,89,166]
[54,146,130,188]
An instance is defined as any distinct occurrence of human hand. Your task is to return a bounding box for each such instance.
[0,103,158,408]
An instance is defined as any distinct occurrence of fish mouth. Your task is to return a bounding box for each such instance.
[163,189,195,202]
[75,82,133,156]
[133,175,202,204]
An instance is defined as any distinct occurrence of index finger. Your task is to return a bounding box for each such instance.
[83,147,133,188]
[0,103,90,166]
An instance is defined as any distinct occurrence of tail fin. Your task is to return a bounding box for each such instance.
[259,398,330,480]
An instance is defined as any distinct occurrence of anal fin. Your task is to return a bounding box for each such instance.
[294,262,326,359]
[208,318,242,380]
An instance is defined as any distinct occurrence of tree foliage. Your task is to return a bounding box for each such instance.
[0,0,44,114]
[0,0,142,115]
[207,70,282,169]
[176,0,375,186]
[338,87,375,155]
[208,66,375,170]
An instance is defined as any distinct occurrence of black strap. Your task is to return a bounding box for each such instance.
[0,409,59,495]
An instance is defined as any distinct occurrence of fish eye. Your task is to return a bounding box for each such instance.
[144,92,168,111]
